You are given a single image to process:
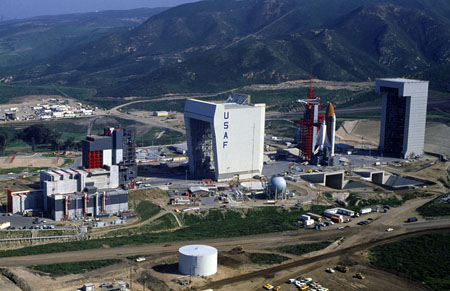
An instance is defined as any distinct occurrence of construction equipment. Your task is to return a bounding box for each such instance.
[335,265,349,273]
[231,245,244,254]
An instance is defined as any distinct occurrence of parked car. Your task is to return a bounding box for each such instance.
[386,228,394,232]
[135,257,146,262]
[407,217,418,222]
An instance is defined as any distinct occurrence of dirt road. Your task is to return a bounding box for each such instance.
[0,229,356,267]
[1,216,448,269]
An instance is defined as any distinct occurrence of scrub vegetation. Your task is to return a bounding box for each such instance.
[107,213,179,237]
[345,192,430,211]
[136,128,185,146]
[275,241,333,256]
[32,259,122,276]
[0,206,328,258]
[135,201,161,221]
[265,120,296,139]
[243,88,379,112]
[370,232,450,290]
[248,253,289,265]
[416,195,450,218]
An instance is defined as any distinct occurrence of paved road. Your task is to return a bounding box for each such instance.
[107,89,236,134]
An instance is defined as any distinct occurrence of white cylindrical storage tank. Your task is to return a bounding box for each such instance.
[178,244,217,276]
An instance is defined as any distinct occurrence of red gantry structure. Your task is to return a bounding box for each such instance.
[295,75,324,160]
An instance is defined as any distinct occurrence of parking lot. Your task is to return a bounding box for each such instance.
[0,213,58,230]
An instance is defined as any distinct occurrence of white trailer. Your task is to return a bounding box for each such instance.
[304,219,315,226]
[359,207,372,214]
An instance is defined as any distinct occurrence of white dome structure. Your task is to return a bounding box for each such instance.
[178,244,218,276]
[270,176,287,194]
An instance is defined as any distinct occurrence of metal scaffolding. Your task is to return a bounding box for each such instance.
[190,118,214,175]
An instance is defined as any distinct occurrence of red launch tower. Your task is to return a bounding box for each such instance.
[295,76,324,160]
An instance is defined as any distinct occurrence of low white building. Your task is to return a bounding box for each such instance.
[324,207,355,217]
[359,207,372,214]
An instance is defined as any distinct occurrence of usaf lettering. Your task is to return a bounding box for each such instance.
[223,112,229,148]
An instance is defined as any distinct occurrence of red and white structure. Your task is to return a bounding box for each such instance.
[295,76,324,160]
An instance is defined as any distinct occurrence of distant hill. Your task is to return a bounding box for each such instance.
[0,8,167,68]
[2,0,450,96]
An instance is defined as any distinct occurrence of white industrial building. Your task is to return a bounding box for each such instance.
[8,166,128,221]
[178,244,218,276]
[7,126,135,221]
[184,94,265,181]
[40,167,120,198]
[39,167,127,220]
[376,78,428,158]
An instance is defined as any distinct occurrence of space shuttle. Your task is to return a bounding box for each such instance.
[314,103,336,156]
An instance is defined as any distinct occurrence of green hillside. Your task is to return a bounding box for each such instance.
[1,0,449,97]
[0,8,166,69]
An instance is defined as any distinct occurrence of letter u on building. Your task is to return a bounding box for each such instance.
[224,112,229,119]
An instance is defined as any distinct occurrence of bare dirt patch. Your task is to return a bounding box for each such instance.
[0,155,63,169]
[299,256,429,291]
[339,119,450,156]
[425,122,450,156]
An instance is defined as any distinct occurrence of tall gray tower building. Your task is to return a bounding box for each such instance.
[184,95,265,181]
[376,78,428,158]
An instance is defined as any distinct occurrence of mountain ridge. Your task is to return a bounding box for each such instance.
[1,0,449,96]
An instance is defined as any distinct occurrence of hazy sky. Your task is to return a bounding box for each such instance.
[0,0,199,20]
